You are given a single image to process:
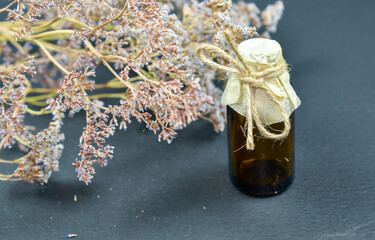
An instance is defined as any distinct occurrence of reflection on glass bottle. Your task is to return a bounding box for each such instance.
[227,106,294,197]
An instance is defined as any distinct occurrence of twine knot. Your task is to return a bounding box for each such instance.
[239,75,264,88]
[197,30,291,150]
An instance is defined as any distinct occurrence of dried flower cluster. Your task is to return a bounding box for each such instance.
[0,0,284,185]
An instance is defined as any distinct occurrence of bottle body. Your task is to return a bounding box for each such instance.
[227,106,294,197]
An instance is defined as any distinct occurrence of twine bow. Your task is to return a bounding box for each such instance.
[197,30,291,150]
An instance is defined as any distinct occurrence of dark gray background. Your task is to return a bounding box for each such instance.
[1,0,375,239]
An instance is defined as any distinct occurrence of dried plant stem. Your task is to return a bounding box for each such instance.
[39,40,86,54]
[25,107,52,116]
[32,39,129,112]
[87,93,125,100]
[64,17,93,30]
[27,80,126,94]
[0,160,20,164]
[0,174,20,181]
[0,155,27,164]
[29,30,74,40]
[92,1,128,33]
[0,27,25,54]
[32,17,60,33]
[82,39,136,90]
[132,68,160,86]
[34,39,70,75]
[0,1,16,14]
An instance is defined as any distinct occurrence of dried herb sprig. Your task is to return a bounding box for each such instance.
[0,0,284,184]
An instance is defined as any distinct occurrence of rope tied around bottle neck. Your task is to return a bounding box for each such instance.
[197,30,291,150]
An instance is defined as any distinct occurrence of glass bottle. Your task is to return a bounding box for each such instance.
[227,106,294,197]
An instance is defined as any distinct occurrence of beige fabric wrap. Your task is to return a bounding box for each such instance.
[221,38,301,125]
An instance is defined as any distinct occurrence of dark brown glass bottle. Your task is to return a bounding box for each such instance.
[227,106,294,197]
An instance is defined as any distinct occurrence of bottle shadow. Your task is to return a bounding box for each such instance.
[118,163,246,223]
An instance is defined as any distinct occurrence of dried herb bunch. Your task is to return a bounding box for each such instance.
[0,0,284,185]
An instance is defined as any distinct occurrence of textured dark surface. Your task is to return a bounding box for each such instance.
[1,0,375,239]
